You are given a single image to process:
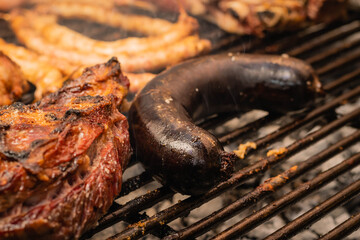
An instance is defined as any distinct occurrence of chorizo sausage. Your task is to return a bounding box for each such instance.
[129,53,322,195]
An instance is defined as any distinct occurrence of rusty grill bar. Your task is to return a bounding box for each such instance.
[213,153,360,240]
[263,176,360,240]
[318,210,360,240]
[81,16,360,240]
[78,17,360,240]
[164,130,360,240]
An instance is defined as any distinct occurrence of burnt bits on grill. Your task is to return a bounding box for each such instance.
[0,51,35,105]
[129,53,322,195]
[0,58,131,240]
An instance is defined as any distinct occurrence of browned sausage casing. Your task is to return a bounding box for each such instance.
[129,53,321,195]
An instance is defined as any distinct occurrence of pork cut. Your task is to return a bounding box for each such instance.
[0,58,131,239]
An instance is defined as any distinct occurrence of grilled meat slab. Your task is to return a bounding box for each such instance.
[141,0,347,35]
[0,58,131,239]
[0,51,34,105]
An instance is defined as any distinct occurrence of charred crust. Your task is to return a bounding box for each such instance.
[106,57,121,73]
[61,78,72,87]
[64,109,82,119]
[51,127,63,134]
[66,84,92,94]
[2,150,30,161]
[0,124,10,131]
[82,57,121,79]
[20,81,36,105]
[107,57,119,66]
[105,57,130,87]
[73,95,104,104]
[30,139,47,148]
[220,152,236,179]
[2,102,27,112]
[45,113,59,121]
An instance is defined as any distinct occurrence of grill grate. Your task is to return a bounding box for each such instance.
[83,16,360,240]
[1,9,360,240]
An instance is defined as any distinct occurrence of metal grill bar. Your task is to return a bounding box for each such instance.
[199,112,244,130]
[0,7,359,240]
[316,46,360,75]
[108,107,360,239]
[218,113,280,144]
[305,33,360,64]
[87,187,174,236]
[94,65,360,239]
[318,211,360,240]
[243,85,360,158]
[264,179,360,240]
[261,23,328,53]
[118,172,152,197]
[323,68,360,92]
[86,38,360,238]
[211,152,360,240]
[164,130,360,240]
[287,20,360,56]
[92,16,360,240]
[245,22,343,54]
[251,20,358,55]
